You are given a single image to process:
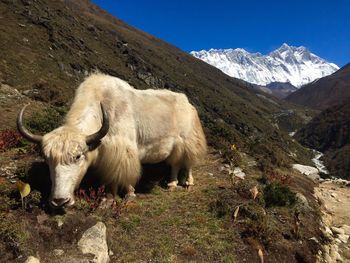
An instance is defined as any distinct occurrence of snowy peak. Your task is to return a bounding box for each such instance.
[191,44,339,87]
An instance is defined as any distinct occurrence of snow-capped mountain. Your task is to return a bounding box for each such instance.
[190,43,339,87]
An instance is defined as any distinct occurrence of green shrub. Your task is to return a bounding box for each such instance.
[263,182,296,207]
[26,106,68,134]
[240,202,277,245]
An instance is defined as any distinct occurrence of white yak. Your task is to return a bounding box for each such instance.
[17,73,207,207]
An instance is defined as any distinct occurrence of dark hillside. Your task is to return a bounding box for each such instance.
[286,64,350,110]
[295,100,350,179]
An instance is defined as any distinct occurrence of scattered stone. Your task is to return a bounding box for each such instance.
[233,167,246,180]
[57,218,64,228]
[24,256,40,263]
[341,224,350,235]
[53,249,64,256]
[330,192,337,198]
[309,237,319,243]
[331,226,345,235]
[78,222,109,263]
[296,192,309,208]
[207,172,213,176]
[321,226,333,240]
[337,234,349,244]
[292,164,320,181]
[65,258,90,263]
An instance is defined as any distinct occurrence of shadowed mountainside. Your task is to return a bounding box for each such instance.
[286,64,350,110]
[295,100,350,179]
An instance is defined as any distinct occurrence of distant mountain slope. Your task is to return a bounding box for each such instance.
[265,82,298,99]
[295,100,350,179]
[191,43,339,87]
[286,64,350,110]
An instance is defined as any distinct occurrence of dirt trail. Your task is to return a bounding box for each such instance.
[315,180,350,262]
[316,181,350,226]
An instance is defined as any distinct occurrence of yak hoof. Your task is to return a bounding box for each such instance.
[99,196,115,209]
[167,181,178,192]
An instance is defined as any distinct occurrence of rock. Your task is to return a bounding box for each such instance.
[207,172,213,176]
[65,258,90,263]
[309,237,319,243]
[329,244,341,262]
[330,192,337,198]
[53,249,64,256]
[78,222,110,263]
[341,224,350,235]
[292,164,320,181]
[331,226,345,235]
[24,256,40,263]
[337,234,349,243]
[233,167,246,179]
[57,218,64,228]
[321,226,333,240]
[296,193,309,208]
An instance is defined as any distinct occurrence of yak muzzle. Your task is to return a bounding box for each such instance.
[51,197,71,208]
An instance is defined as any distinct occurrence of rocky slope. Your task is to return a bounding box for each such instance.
[295,100,350,179]
[191,43,339,87]
[286,64,350,110]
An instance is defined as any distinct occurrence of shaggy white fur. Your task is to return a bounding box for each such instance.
[42,73,207,205]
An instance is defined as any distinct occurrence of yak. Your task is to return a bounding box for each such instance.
[17,73,207,208]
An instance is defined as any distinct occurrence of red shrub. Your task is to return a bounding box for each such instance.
[0,129,21,151]
[266,171,291,185]
[76,186,107,211]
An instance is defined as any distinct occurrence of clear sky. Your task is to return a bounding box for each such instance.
[92,0,350,67]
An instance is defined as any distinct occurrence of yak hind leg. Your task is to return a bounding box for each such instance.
[185,167,194,187]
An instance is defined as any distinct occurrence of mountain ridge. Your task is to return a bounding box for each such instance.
[191,43,339,87]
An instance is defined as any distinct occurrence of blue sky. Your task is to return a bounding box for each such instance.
[92,0,350,67]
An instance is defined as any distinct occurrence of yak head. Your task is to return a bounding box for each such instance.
[17,103,109,208]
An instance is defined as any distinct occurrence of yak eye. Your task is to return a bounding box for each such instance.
[74,154,82,161]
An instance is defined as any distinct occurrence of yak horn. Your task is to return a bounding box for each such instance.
[17,104,43,143]
[86,103,109,149]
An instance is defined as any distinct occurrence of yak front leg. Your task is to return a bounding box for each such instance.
[167,165,180,191]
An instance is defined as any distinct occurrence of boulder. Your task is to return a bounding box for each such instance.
[292,164,320,181]
[78,222,110,263]
[24,256,40,263]
[331,226,345,235]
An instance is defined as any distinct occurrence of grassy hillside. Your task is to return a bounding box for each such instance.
[0,0,325,262]
[0,0,314,168]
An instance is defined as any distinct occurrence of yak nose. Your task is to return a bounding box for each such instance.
[51,198,70,207]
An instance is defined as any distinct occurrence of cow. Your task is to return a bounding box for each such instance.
[17,73,207,208]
